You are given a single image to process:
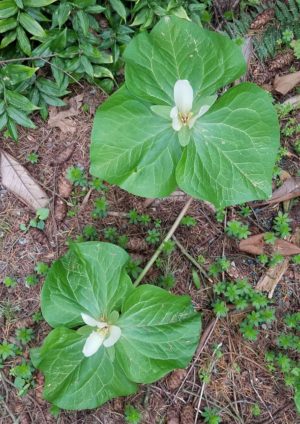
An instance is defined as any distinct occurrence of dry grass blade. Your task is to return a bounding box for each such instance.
[255,258,289,298]
[0,150,49,211]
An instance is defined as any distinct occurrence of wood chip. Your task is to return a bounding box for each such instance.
[239,233,300,256]
[0,150,49,211]
[273,71,300,95]
[256,258,289,298]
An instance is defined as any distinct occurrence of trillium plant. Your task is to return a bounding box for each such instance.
[32,242,201,410]
[90,16,279,208]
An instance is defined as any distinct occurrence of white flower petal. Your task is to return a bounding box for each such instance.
[174,80,193,114]
[188,105,211,128]
[170,106,178,119]
[103,325,121,347]
[81,313,101,327]
[82,331,104,357]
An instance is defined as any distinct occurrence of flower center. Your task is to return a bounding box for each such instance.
[179,111,193,125]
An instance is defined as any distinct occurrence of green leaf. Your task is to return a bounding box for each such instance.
[19,12,46,37]
[36,77,68,97]
[109,0,126,20]
[23,0,58,6]
[6,89,38,111]
[80,55,94,77]
[0,17,17,33]
[40,93,65,107]
[7,118,18,141]
[0,1,17,19]
[76,10,89,36]
[41,242,133,327]
[0,113,8,131]
[124,16,246,105]
[0,64,37,85]
[117,285,201,383]
[176,83,280,207]
[90,87,181,198]
[35,242,201,410]
[34,327,137,410]
[53,1,71,28]
[14,0,24,8]
[6,106,36,128]
[0,30,16,48]
[16,25,31,55]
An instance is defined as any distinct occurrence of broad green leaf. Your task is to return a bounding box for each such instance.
[0,64,37,85]
[35,242,201,410]
[52,1,71,28]
[0,30,16,48]
[0,17,17,33]
[80,55,94,77]
[0,113,8,131]
[93,66,114,79]
[6,89,38,111]
[176,83,280,207]
[34,327,137,410]
[23,0,57,6]
[124,16,246,105]
[36,77,68,97]
[86,5,105,14]
[41,242,133,327]
[7,118,18,141]
[19,12,46,37]
[17,25,31,55]
[0,101,5,115]
[6,106,36,128]
[40,93,65,107]
[14,0,23,8]
[90,87,181,198]
[76,10,89,36]
[109,0,126,20]
[117,285,201,383]
[0,1,17,19]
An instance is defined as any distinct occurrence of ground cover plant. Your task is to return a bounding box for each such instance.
[0,0,300,423]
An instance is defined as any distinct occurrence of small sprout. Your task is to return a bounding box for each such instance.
[90,177,106,191]
[162,240,175,255]
[239,205,251,217]
[192,269,201,289]
[146,229,160,245]
[49,405,61,418]
[181,215,196,226]
[273,212,291,238]
[32,310,43,323]
[66,166,87,187]
[104,226,118,242]
[264,232,276,245]
[154,219,161,228]
[34,262,49,276]
[3,276,17,288]
[158,273,176,289]
[213,300,229,317]
[25,274,39,286]
[124,404,142,424]
[197,255,206,265]
[292,254,300,265]
[0,341,16,360]
[225,220,250,239]
[128,209,139,224]
[92,197,108,218]
[269,252,284,267]
[118,235,128,249]
[82,225,98,241]
[16,328,33,345]
[240,322,259,341]
[224,282,240,303]
[251,404,261,417]
[215,208,225,222]
[27,151,39,164]
[126,259,142,280]
[201,407,222,424]
[258,254,269,265]
[138,214,151,225]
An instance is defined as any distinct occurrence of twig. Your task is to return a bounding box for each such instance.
[249,372,277,424]
[1,400,18,424]
[0,54,57,65]
[134,197,193,286]
[172,235,213,284]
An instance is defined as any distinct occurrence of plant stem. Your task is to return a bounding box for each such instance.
[0,54,57,65]
[134,196,193,287]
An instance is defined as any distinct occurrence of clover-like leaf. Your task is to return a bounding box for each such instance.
[35,242,201,410]
[90,16,279,207]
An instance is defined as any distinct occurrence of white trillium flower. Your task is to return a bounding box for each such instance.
[170,79,211,132]
[81,312,121,357]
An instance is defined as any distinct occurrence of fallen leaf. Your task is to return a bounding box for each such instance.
[239,233,300,255]
[48,94,83,134]
[54,199,67,222]
[165,369,187,391]
[0,150,49,211]
[51,144,75,165]
[267,177,300,204]
[273,71,300,95]
[58,175,72,198]
[256,258,289,298]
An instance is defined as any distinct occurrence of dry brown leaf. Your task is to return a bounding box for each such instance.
[0,150,49,211]
[51,144,75,165]
[256,258,289,298]
[48,94,83,133]
[58,175,72,198]
[273,71,300,95]
[165,369,187,391]
[239,233,300,256]
[54,199,67,222]
[267,177,300,204]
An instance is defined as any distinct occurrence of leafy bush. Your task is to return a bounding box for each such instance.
[32,242,201,410]
[90,16,279,208]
